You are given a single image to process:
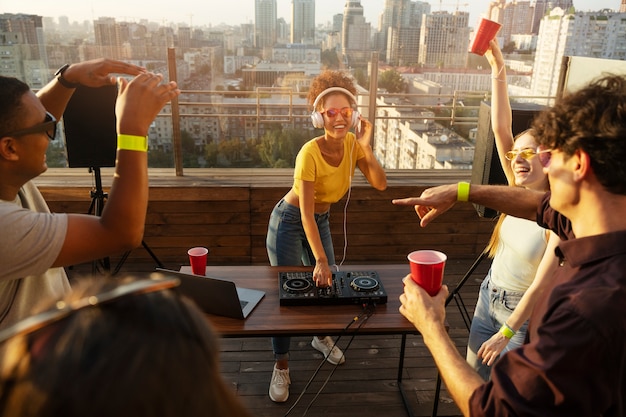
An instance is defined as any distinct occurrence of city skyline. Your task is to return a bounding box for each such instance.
[1,0,621,29]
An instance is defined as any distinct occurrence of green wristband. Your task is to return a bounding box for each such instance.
[117,134,148,152]
[457,181,470,202]
[499,323,516,339]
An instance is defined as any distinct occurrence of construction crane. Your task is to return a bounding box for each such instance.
[438,0,469,12]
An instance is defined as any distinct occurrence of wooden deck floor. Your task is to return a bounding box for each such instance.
[68,256,490,417]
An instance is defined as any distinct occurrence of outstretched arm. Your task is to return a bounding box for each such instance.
[392,183,544,227]
[37,59,146,120]
[486,40,515,183]
[298,179,333,287]
[52,72,180,267]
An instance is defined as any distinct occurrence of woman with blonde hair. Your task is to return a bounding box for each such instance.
[465,40,561,380]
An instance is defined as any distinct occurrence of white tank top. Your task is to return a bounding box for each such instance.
[490,215,548,292]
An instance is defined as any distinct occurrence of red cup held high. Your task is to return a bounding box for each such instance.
[469,18,502,56]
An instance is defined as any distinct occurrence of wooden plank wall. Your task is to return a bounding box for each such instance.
[41,181,496,271]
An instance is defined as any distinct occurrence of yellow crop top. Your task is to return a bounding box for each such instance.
[292,132,366,204]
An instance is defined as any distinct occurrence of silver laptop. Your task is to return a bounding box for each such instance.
[155,268,264,319]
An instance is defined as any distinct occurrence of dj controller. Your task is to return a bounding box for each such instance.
[278,270,388,306]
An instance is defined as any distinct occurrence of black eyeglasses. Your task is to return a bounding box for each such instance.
[1,111,57,141]
[322,107,353,119]
[0,274,180,345]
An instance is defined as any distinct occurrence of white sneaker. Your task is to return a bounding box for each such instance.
[269,365,290,402]
[311,336,345,365]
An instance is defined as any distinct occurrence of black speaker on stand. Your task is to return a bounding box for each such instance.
[63,85,163,275]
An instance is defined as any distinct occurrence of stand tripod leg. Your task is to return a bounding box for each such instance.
[142,240,164,268]
[445,252,487,306]
[88,167,111,275]
[112,240,164,275]
[432,373,441,417]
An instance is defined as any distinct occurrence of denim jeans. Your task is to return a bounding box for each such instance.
[266,198,335,358]
[466,271,529,380]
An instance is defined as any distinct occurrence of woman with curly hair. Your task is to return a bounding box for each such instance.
[265,70,387,402]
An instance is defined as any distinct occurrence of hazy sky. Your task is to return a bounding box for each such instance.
[0,0,621,28]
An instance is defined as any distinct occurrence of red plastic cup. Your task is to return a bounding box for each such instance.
[469,18,502,56]
[407,250,447,296]
[188,247,208,276]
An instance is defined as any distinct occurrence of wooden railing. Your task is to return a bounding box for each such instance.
[36,168,495,271]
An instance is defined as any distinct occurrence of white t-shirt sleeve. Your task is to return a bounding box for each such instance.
[0,203,68,281]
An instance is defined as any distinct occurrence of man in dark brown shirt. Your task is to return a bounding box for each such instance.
[393,75,626,416]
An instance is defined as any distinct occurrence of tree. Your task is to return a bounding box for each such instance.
[353,67,368,88]
[204,143,219,167]
[378,69,407,93]
[45,145,68,168]
[321,49,340,70]
[257,125,310,168]
[148,149,174,167]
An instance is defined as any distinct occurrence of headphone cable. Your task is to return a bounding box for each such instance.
[338,135,357,267]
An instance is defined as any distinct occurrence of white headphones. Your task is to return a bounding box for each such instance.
[310,87,360,129]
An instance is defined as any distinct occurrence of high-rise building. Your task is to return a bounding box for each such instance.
[0,13,46,62]
[530,0,573,34]
[379,0,405,62]
[487,0,574,36]
[381,0,430,65]
[333,13,343,33]
[621,0,626,13]
[291,0,315,44]
[255,0,277,49]
[277,17,289,43]
[419,11,470,69]
[94,17,124,60]
[531,8,626,98]
[342,0,371,64]
[487,0,534,44]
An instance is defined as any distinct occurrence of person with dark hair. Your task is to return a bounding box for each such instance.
[0,60,180,330]
[265,70,387,402]
[393,74,626,416]
[0,275,253,417]
[465,40,560,380]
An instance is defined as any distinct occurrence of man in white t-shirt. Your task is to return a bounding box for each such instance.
[0,60,180,329]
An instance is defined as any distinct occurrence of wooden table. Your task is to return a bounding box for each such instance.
[180,264,436,417]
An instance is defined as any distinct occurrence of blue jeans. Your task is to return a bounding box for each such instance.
[266,198,335,358]
[466,271,528,381]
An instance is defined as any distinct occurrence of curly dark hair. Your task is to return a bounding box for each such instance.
[307,70,357,111]
[532,74,626,195]
[0,76,31,136]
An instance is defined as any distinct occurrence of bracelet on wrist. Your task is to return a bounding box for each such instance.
[54,64,80,89]
[457,181,470,202]
[499,323,516,339]
[493,64,505,82]
[117,134,148,152]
